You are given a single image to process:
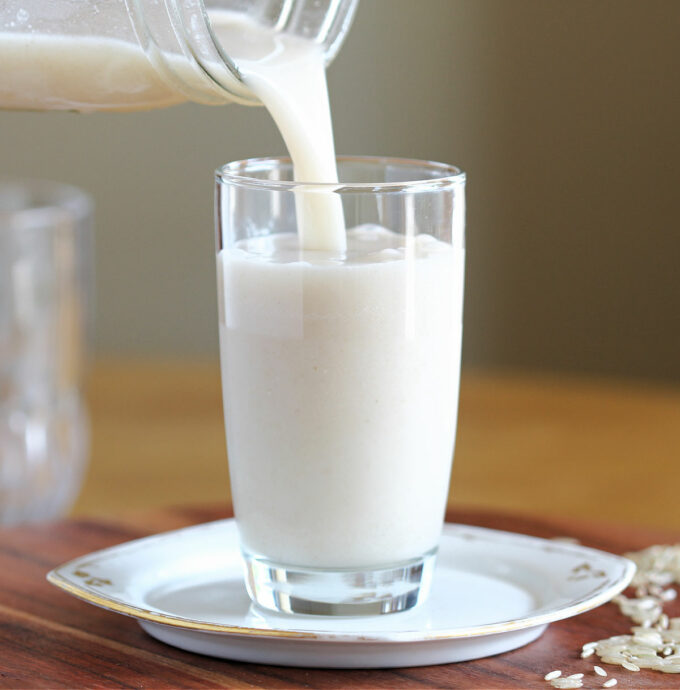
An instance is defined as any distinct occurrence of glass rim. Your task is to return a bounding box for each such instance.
[0,178,92,229]
[215,155,466,193]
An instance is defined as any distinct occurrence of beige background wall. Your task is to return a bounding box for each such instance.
[2,1,679,381]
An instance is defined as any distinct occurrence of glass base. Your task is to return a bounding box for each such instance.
[243,548,437,616]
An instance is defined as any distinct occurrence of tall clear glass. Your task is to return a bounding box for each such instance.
[0,180,92,525]
[215,156,466,615]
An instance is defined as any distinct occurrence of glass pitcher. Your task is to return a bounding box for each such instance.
[0,0,359,112]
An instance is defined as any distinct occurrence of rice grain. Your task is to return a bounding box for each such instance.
[541,543,680,684]
[550,679,583,689]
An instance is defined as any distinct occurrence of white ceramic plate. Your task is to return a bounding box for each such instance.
[47,519,635,668]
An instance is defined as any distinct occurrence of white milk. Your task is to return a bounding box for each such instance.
[219,226,464,568]
[0,33,188,112]
[0,11,345,250]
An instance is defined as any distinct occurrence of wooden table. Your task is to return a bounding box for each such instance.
[5,360,678,685]
[75,360,680,530]
[1,505,678,688]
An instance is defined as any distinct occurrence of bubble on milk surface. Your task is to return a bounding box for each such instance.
[347,224,393,241]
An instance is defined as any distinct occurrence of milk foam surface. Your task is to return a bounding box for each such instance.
[219,226,464,568]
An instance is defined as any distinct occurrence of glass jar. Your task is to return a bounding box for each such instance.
[0,0,359,112]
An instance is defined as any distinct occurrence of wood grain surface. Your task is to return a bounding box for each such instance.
[74,360,680,530]
[1,505,679,689]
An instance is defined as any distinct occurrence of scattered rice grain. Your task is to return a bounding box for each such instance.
[550,679,583,689]
[633,630,663,645]
[659,663,680,673]
[601,655,626,665]
[541,544,680,685]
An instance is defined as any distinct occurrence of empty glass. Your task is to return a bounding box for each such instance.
[0,180,92,525]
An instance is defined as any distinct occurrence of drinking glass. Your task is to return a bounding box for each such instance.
[215,156,465,615]
[0,180,92,525]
